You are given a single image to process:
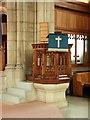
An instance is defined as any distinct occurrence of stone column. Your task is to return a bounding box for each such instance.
[36,2,54,42]
[33,2,37,43]
[15,2,25,82]
[23,2,34,74]
[37,2,46,42]
[5,2,17,88]
[45,2,54,33]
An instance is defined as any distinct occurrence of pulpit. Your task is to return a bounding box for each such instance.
[27,32,72,107]
[27,43,72,84]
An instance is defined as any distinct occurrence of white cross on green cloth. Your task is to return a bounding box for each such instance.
[55,36,62,48]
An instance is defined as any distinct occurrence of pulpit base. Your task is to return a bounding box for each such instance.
[34,82,69,108]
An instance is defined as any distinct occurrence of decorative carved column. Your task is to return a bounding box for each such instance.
[54,53,58,75]
[42,50,46,76]
[15,2,25,82]
[32,50,37,76]
[67,44,73,75]
[5,2,17,88]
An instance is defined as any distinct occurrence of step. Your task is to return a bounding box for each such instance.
[16,81,33,90]
[7,88,27,97]
[2,93,25,104]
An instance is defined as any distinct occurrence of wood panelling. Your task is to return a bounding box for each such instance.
[55,7,90,35]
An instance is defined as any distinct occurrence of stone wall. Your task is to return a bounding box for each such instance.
[3,2,54,89]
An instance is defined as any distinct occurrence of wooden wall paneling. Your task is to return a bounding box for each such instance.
[66,11,70,30]
[82,15,86,31]
[61,11,67,29]
[78,15,82,31]
[85,15,89,31]
[79,13,86,33]
[55,7,90,35]
[88,15,90,32]
[82,15,89,33]
[57,9,62,28]
[73,14,77,31]
[70,13,75,30]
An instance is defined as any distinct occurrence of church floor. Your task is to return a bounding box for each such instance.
[0,96,89,119]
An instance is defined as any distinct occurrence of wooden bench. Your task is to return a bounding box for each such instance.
[73,71,90,96]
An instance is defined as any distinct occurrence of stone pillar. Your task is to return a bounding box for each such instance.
[33,2,37,43]
[0,71,6,94]
[23,3,34,74]
[45,2,54,33]
[5,2,17,88]
[37,2,54,42]
[15,2,25,82]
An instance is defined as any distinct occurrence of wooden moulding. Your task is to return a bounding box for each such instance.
[26,75,70,84]
[55,2,90,13]
[32,43,48,49]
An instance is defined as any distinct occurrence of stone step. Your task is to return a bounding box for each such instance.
[16,81,33,90]
[7,88,27,97]
[2,81,36,105]
[2,93,25,104]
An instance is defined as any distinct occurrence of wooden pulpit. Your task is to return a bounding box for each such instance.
[27,31,72,107]
[27,43,72,84]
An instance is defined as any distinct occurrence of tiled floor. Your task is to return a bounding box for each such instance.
[0,96,89,119]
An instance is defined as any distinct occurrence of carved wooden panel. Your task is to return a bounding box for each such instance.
[32,43,72,77]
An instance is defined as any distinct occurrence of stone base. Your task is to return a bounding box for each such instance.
[0,71,6,93]
[15,65,25,83]
[5,65,15,88]
[34,83,69,107]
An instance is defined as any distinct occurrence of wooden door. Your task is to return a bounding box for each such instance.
[0,14,7,71]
